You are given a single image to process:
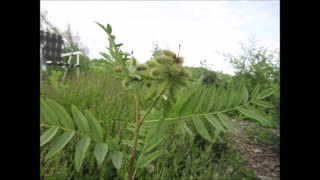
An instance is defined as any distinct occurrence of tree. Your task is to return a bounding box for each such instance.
[223,38,280,127]
[224,38,279,91]
[151,41,163,58]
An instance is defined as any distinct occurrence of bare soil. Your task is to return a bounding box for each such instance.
[229,120,280,180]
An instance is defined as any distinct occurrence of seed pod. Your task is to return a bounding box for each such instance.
[163,50,176,58]
[174,57,184,64]
[152,66,168,77]
[169,64,182,75]
[155,57,173,65]
[112,65,123,73]
[181,68,192,78]
[137,64,147,71]
[147,164,155,173]
[139,71,153,80]
[146,60,157,68]
[130,58,137,66]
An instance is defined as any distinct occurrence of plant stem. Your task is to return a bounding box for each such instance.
[140,94,161,124]
[128,95,141,180]
[128,94,161,180]
[143,103,250,123]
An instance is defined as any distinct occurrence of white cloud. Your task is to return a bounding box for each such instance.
[41,1,279,75]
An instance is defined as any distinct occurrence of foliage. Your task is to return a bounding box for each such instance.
[40,22,279,179]
[246,127,280,155]
[225,38,279,88]
[151,41,163,58]
[223,38,280,128]
[201,71,221,86]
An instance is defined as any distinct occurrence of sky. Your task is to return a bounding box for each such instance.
[41,1,279,75]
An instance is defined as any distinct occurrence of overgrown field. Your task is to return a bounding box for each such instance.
[40,22,280,180]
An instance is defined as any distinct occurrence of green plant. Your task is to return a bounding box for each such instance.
[201,71,221,86]
[47,70,63,91]
[40,22,279,179]
[223,38,280,128]
[246,127,280,155]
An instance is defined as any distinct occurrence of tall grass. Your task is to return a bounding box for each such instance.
[41,68,136,179]
[40,66,257,179]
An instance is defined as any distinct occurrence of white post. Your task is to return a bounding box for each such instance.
[61,51,82,80]
[62,66,68,81]
[67,54,73,64]
[77,54,80,80]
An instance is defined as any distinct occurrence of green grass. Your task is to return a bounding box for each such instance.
[40,66,261,179]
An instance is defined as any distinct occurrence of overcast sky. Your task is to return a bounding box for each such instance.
[41,1,279,75]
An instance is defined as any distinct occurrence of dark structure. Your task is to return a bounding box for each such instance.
[40,30,82,83]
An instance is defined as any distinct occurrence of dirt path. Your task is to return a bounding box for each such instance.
[229,120,280,180]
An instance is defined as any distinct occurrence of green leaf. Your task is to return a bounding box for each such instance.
[241,84,249,103]
[144,135,167,153]
[257,86,278,99]
[40,127,59,147]
[111,151,123,170]
[236,107,271,125]
[127,66,136,74]
[122,152,131,162]
[107,136,120,151]
[154,117,167,143]
[72,105,90,134]
[121,139,142,151]
[138,150,162,168]
[205,114,225,132]
[217,113,237,134]
[111,74,126,80]
[252,84,261,98]
[41,98,59,126]
[199,87,211,112]
[177,119,193,136]
[106,24,112,34]
[95,22,108,34]
[116,43,123,47]
[194,87,206,113]
[45,131,75,161]
[192,115,212,142]
[179,91,196,115]
[127,126,147,137]
[226,81,234,108]
[219,90,227,110]
[85,110,104,142]
[205,85,216,112]
[100,52,112,60]
[128,73,141,80]
[163,100,172,118]
[214,84,225,111]
[94,143,108,166]
[75,136,91,172]
[234,83,243,106]
[183,121,194,136]
[252,100,274,108]
[47,99,74,130]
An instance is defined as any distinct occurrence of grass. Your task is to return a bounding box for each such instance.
[40,66,260,179]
